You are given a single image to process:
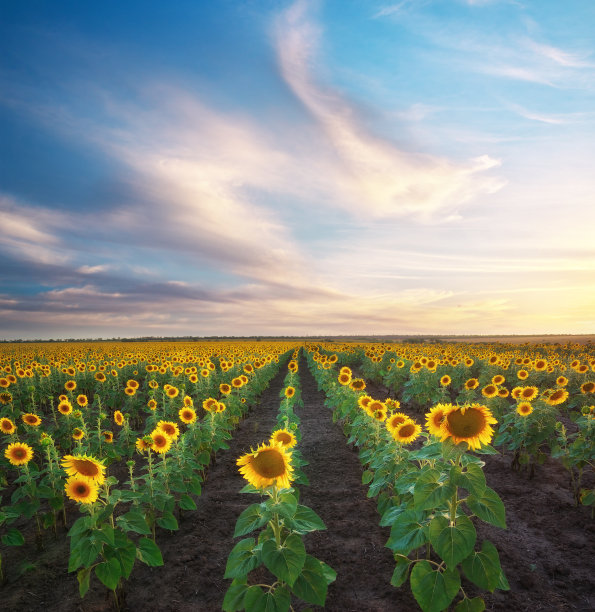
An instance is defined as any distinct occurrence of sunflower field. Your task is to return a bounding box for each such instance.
[0,339,594,611]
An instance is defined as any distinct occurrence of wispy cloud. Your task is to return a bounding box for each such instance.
[275,1,503,220]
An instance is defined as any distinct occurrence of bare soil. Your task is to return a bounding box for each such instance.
[1,356,593,611]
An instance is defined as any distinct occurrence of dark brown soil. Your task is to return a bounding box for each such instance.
[1,357,594,611]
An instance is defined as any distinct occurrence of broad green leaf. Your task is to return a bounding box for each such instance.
[459,464,487,496]
[466,488,506,529]
[429,515,476,568]
[234,503,269,537]
[380,503,407,527]
[179,494,197,511]
[112,529,137,578]
[267,492,298,520]
[1,527,25,546]
[454,596,486,611]
[95,557,121,591]
[286,505,326,534]
[385,510,427,555]
[224,538,260,579]
[461,540,507,593]
[390,556,411,588]
[156,512,178,531]
[77,567,91,598]
[222,578,249,612]
[410,560,461,612]
[292,555,330,606]
[320,560,337,585]
[117,510,151,535]
[414,469,455,511]
[243,585,291,612]
[362,469,374,484]
[136,537,164,567]
[262,533,306,587]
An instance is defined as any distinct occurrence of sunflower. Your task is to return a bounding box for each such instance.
[492,375,505,385]
[127,379,139,389]
[385,398,401,411]
[237,442,293,490]
[147,399,157,411]
[357,395,373,411]
[544,388,569,406]
[556,376,568,387]
[157,420,180,440]
[580,381,595,394]
[216,401,226,413]
[124,386,136,396]
[103,431,114,443]
[76,394,88,407]
[179,407,197,424]
[270,428,297,449]
[165,386,179,398]
[202,397,219,412]
[516,402,533,417]
[440,375,451,387]
[65,380,77,391]
[464,378,479,390]
[136,437,151,453]
[339,366,352,376]
[220,383,231,395]
[520,386,539,401]
[481,384,498,398]
[371,407,387,422]
[231,377,243,388]
[95,372,107,383]
[150,430,172,454]
[0,378,9,388]
[425,403,452,437]
[391,421,422,444]
[57,400,73,415]
[498,388,510,398]
[148,379,159,389]
[439,403,497,451]
[386,412,410,435]
[285,386,296,398]
[534,359,547,371]
[338,372,352,386]
[72,428,85,441]
[511,387,523,400]
[365,399,386,418]
[350,378,366,392]
[183,395,193,407]
[62,454,106,484]
[21,413,42,427]
[114,410,125,426]
[5,442,34,466]
[65,477,99,504]
[0,391,13,405]
[517,370,529,380]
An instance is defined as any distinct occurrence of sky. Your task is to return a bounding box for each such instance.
[1,0,595,340]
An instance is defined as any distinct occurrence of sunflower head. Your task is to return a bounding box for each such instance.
[392,421,422,445]
[386,412,410,434]
[337,372,352,386]
[516,402,533,416]
[22,413,42,427]
[5,442,34,466]
[285,386,296,398]
[114,410,125,426]
[76,394,88,407]
[425,403,453,437]
[58,400,73,415]
[350,379,366,392]
[544,388,568,406]
[150,430,172,454]
[464,378,479,390]
[439,403,497,451]
[157,420,180,440]
[237,442,293,490]
[270,428,297,449]
[62,454,106,484]
[440,375,451,387]
[179,407,197,424]
[65,476,99,504]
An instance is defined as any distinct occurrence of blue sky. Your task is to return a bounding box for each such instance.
[1,0,594,339]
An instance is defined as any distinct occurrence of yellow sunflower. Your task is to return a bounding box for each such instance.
[425,403,452,437]
[5,442,34,466]
[147,399,157,411]
[440,375,451,387]
[391,421,422,444]
[76,394,88,407]
[580,381,595,394]
[72,428,85,441]
[157,420,179,440]
[481,384,498,398]
[349,378,366,392]
[21,413,42,427]
[136,437,151,453]
[65,477,99,504]
[386,412,411,435]
[62,454,106,484]
[179,407,197,424]
[103,431,114,443]
[520,386,539,401]
[150,430,172,454]
[357,395,373,410]
[231,377,243,388]
[124,386,136,396]
[556,376,568,387]
[165,386,179,398]
[516,402,533,417]
[237,442,293,490]
[0,392,13,405]
[464,378,479,390]
[544,388,569,406]
[220,383,231,395]
[216,401,226,413]
[285,386,296,398]
[492,375,505,385]
[517,370,529,380]
[439,403,497,451]
[114,410,125,426]
[64,380,77,391]
[270,428,297,449]
[337,372,352,386]
[202,397,219,412]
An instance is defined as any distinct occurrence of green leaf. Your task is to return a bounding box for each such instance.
[224,538,260,579]
[429,515,476,568]
[267,492,298,520]
[459,464,487,496]
[380,503,407,527]
[285,505,326,534]
[320,560,337,585]
[112,529,137,578]
[77,567,92,598]
[390,556,411,587]
[414,469,456,511]
[1,527,25,546]
[466,487,506,529]
[244,585,291,612]
[136,537,164,567]
[95,557,121,591]
[156,512,179,531]
[262,533,306,587]
[222,578,249,612]
[362,469,374,484]
[188,476,202,496]
[234,503,269,537]
[68,515,93,538]
[117,510,152,535]
[410,560,461,612]
[292,555,331,606]
[454,596,486,612]
[461,540,507,593]
[179,494,197,510]
[385,510,427,555]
